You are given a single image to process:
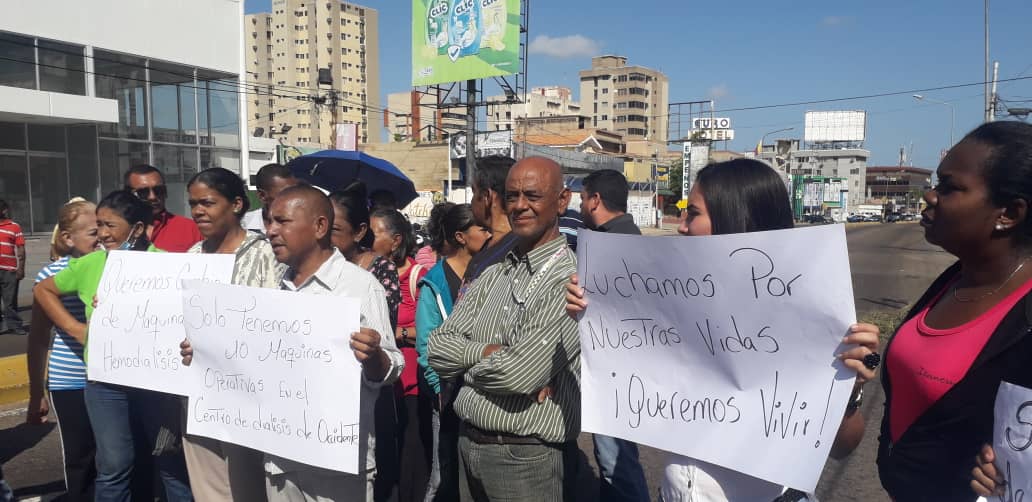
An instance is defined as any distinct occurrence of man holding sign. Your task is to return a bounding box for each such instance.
[264,185,402,502]
[429,157,581,502]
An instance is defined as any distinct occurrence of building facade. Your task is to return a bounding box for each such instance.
[789,148,870,211]
[0,0,244,232]
[246,0,380,146]
[579,56,669,144]
[385,90,465,142]
[486,86,581,133]
[866,166,932,213]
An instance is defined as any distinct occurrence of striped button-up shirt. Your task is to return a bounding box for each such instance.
[428,235,580,443]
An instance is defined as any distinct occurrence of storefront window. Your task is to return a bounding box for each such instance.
[98,140,149,195]
[153,144,198,216]
[29,155,69,231]
[151,61,197,144]
[203,77,240,148]
[68,125,99,202]
[0,154,29,226]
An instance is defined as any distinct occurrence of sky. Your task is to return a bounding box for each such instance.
[245,0,1032,168]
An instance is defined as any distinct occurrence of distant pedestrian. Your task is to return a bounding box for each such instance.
[429,157,581,502]
[125,164,202,252]
[26,198,99,502]
[416,202,491,501]
[178,168,282,502]
[261,185,402,502]
[0,199,25,334]
[567,159,879,502]
[371,208,432,502]
[242,163,298,233]
[576,169,648,502]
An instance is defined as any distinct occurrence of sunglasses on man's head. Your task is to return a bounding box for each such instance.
[132,185,167,199]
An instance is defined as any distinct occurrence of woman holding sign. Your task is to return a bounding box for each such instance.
[178,167,283,502]
[34,190,193,502]
[566,159,880,502]
[874,121,1032,501]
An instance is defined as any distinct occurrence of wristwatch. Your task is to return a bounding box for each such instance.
[401,327,410,345]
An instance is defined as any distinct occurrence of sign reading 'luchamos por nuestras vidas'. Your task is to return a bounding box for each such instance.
[576,225,857,492]
[182,280,363,473]
[86,251,234,396]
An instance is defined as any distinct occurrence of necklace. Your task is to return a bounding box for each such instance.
[953,256,1032,303]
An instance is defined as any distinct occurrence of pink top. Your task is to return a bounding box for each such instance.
[888,274,1032,441]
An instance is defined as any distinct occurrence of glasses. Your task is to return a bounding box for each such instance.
[132,185,167,200]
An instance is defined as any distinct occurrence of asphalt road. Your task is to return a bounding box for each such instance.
[0,222,957,501]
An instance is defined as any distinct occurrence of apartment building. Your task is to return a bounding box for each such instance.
[485,86,581,132]
[579,56,669,144]
[246,0,380,146]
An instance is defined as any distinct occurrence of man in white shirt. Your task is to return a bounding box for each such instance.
[264,184,404,501]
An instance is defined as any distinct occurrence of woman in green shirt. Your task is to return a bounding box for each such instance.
[35,190,193,502]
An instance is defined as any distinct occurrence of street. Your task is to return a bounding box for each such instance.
[0,222,955,501]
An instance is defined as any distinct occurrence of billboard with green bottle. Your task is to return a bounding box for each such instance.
[412,0,521,86]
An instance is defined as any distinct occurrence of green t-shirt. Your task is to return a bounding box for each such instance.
[52,245,161,360]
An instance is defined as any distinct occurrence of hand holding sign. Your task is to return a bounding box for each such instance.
[987,381,1032,500]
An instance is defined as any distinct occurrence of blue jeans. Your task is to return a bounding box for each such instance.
[592,434,649,502]
[84,381,193,502]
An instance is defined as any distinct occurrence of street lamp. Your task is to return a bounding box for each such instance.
[759,127,795,152]
[913,94,955,147]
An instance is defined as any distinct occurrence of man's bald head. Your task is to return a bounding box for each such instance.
[267,184,335,267]
[506,156,571,252]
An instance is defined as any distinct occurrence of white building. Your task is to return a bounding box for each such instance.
[0,0,245,230]
[486,86,581,133]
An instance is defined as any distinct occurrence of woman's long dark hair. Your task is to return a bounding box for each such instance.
[98,190,153,250]
[329,184,374,249]
[694,159,794,235]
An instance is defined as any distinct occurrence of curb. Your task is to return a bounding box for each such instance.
[0,354,29,405]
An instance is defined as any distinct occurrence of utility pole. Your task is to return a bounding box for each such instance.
[984,0,991,122]
[989,61,1000,121]
[466,79,477,187]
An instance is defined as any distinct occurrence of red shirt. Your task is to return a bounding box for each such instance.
[888,275,1032,441]
[0,219,25,271]
[399,257,429,396]
[150,211,202,253]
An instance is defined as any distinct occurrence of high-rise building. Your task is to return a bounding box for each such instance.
[385,90,466,142]
[579,56,669,144]
[246,0,380,146]
[485,86,581,133]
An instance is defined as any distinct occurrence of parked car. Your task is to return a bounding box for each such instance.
[903,213,919,221]
[886,213,902,223]
[864,214,882,222]
[846,214,864,223]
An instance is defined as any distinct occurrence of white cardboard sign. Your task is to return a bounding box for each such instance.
[993,381,1032,501]
[182,280,363,473]
[86,251,233,395]
[576,225,857,492]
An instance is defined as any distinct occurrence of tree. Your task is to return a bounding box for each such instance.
[667,158,684,200]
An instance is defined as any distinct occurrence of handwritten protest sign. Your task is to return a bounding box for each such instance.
[576,225,856,492]
[181,280,363,473]
[87,251,233,395]
[993,382,1032,501]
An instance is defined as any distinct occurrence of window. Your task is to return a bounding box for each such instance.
[628,128,647,136]
[602,88,608,94]
[94,50,149,140]
[601,115,608,121]
[37,39,86,95]
[0,33,38,90]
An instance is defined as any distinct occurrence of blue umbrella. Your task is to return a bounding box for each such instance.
[285,150,419,207]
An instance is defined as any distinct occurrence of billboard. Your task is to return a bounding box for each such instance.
[449,130,513,159]
[682,142,710,200]
[691,129,735,141]
[804,111,866,142]
[412,0,521,86]
[691,117,732,130]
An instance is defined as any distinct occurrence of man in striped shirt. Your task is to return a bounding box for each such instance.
[428,157,580,502]
[0,200,25,334]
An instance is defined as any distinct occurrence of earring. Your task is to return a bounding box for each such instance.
[996,224,1006,231]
